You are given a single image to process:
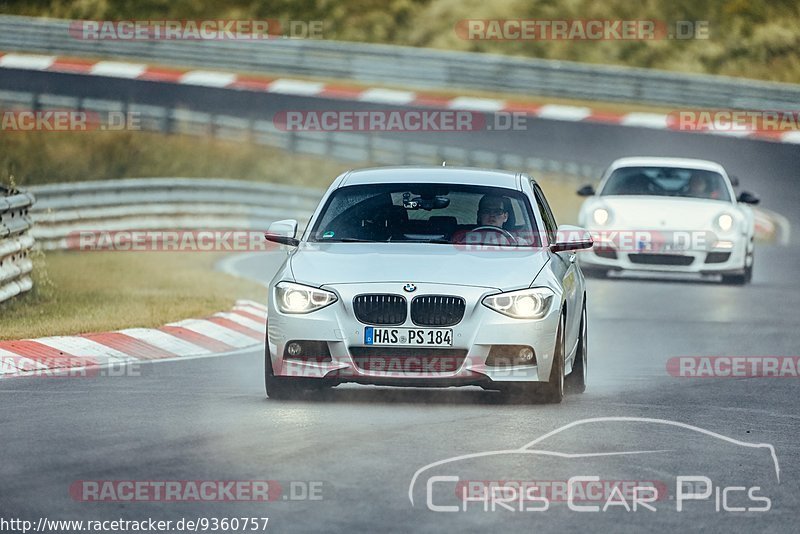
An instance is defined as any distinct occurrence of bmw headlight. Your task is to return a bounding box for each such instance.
[715,213,734,232]
[275,282,337,314]
[483,287,554,320]
[592,208,610,225]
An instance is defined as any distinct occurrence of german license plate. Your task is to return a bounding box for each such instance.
[364,327,453,347]
[639,234,689,253]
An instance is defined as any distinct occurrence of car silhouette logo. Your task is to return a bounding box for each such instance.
[403,283,417,293]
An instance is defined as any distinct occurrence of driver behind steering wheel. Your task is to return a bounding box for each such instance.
[477,195,509,228]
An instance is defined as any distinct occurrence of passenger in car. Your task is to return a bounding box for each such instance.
[687,174,721,199]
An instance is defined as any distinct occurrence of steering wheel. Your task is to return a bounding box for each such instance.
[465,225,518,245]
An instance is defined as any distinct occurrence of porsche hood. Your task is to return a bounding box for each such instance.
[593,197,737,231]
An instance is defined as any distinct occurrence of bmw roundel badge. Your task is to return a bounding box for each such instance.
[403,283,417,293]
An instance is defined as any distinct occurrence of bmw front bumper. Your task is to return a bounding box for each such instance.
[266,282,562,387]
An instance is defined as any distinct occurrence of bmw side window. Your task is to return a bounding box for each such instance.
[532,183,557,244]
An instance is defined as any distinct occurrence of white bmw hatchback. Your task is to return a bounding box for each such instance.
[263,166,593,403]
[577,157,759,284]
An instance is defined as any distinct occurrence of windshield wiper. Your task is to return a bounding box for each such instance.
[321,237,451,244]
[408,239,451,244]
[323,237,379,243]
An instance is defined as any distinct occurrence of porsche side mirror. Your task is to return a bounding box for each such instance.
[737,191,760,205]
[577,184,595,196]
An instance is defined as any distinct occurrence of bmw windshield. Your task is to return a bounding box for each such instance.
[308,183,542,246]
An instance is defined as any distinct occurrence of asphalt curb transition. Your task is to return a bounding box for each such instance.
[0,299,266,378]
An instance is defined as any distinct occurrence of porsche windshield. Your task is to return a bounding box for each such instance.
[601,166,732,201]
[309,183,541,246]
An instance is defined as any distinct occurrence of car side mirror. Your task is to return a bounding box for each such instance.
[577,184,595,196]
[552,225,593,252]
[265,219,300,246]
[729,175,740,187]
[737,191,760,205]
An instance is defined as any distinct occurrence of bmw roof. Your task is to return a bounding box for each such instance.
[338,165,523,188]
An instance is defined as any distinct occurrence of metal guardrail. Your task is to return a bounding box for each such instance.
[28,178,322,250]
[30,178,322,250]
[0,187,36,304]
[0,89,603,180]
[1,15,799,110]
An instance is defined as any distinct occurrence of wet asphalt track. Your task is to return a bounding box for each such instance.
[1,68,799,533]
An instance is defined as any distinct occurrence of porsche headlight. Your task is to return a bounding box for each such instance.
[716,213,734,232]
[483,288,554,320]
[593,208,610,225]
[275,282,337,314]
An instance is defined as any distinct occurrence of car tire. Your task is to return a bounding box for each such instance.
[722,266,750,286]
[722,248,753,286]
[721,272,747,285]
[264,348,327,400]
[565,300,587,394]
[744,249,754,283]
[582,267,608,279]
[538,312,566,404]
[499,312,566,404]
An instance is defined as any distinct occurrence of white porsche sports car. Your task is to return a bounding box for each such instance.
[263,166,593,403]
[577,157,759,284]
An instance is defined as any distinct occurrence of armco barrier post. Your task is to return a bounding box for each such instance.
[0,187,36,305]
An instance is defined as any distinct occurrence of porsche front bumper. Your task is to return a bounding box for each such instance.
[579,229,749,275]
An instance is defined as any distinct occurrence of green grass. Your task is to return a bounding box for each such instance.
[4,0,799,83]
[2,131,352,189]
[0,250,266,340]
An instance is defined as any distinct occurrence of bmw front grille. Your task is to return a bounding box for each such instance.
[410,295,466,327]
[353,294,407,325]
